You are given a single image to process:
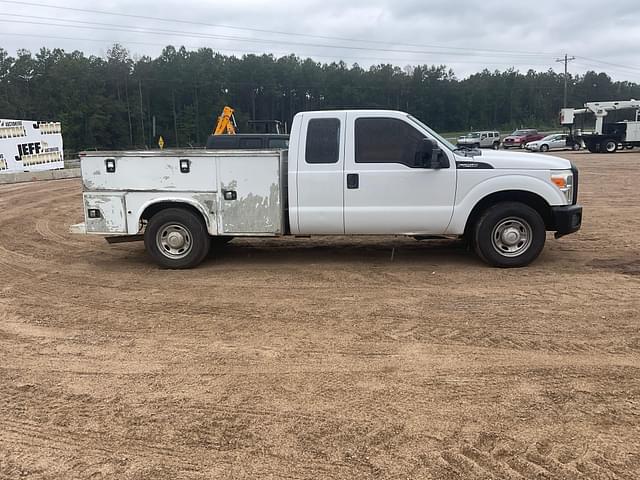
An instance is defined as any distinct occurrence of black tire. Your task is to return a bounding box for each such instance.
[492,141,500,150]
[540,144,549,152]
[571,142,581,151]
[473,202,546,268]
[601,138,618,153]
[144,207,210,269]
[625,144,634,150]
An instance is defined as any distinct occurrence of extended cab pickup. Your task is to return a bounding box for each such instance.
[75,110,582,268]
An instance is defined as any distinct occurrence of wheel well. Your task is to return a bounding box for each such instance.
[140,201,209,229]
[464,190,553,237]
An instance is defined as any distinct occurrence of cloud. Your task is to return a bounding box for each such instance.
[0,0,638,82]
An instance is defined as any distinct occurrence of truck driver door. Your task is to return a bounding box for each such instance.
[343,113,456,235]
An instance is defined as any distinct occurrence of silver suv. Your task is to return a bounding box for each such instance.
[457,131,501,149]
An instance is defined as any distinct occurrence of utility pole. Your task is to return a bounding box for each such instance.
[555,54,576,108]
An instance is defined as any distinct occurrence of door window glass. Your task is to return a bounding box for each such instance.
[355,117,424,166]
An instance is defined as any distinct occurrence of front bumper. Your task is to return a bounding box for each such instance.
[550,205,582,238]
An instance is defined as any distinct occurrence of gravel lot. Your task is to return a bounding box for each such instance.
[1,150,639,479]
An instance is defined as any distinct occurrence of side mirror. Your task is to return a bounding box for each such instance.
[416,138,449,169]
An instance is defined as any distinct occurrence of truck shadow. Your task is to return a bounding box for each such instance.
[206,236,476,267]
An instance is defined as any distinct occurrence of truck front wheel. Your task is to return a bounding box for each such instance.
[144,207,210,269]
[601,139,618,153]
[473,202,546,268]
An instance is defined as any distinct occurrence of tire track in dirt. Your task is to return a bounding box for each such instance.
[0,417,214,472]
[35,217,79,244]
[435,433,632,480]
[0,245,59,298]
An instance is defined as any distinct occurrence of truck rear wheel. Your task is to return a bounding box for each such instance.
[144,207,210,269]
[473,202,545,268]
[601,139,618,153]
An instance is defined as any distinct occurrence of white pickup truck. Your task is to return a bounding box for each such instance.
[75,110,582,268]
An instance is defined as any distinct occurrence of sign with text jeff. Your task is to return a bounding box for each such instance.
[0,119,64,174]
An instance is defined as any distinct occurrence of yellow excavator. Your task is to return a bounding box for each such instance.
[212,106,237,135]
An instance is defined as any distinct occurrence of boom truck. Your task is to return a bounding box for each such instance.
[560,99,640,153]
[73,110,582,268]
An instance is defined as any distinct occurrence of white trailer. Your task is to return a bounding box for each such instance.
[0,119,64,173]
[74,109,582,269]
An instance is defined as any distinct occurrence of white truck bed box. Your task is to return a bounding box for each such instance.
[80,149,287,236]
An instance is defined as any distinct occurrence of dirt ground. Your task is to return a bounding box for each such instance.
[1,150,639,479]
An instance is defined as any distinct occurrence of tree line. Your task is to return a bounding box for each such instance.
[1,43,639,153]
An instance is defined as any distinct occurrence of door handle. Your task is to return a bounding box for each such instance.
[347,173,359,189]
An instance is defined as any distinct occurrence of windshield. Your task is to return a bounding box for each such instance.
[407,114,456,151]
[541,134,557,141]
[512,130,531,136]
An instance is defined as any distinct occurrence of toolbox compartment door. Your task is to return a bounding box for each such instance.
[83,193,127,234]
[218,155,282,234]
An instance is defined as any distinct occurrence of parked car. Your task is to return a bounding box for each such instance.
[525,134,581,152]
[502,129,544,149]
[456,131,501,149]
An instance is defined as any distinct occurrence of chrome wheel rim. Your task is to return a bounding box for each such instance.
[491,217,533,257]
[156,223,193,259]
[605,141,616,152]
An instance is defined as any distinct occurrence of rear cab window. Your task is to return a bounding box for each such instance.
[306,118,340,164]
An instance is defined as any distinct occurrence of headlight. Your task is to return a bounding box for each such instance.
[550,170,574,203]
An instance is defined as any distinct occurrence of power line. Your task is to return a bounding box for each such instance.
[575,55,640,74]
[0,16,552,61]
[0,0,558,57]
[0,31,560,69]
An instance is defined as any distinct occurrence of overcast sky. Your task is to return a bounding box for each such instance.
[0,0,639,82]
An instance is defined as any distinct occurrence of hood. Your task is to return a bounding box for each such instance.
[456,149,571,170]
[503,135,524,141]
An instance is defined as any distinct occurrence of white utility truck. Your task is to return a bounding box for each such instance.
[560,99,640,153]
[75,110,582,268]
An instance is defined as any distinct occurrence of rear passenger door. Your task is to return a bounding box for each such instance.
[551,135,567,149]
[295,112,346,234]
